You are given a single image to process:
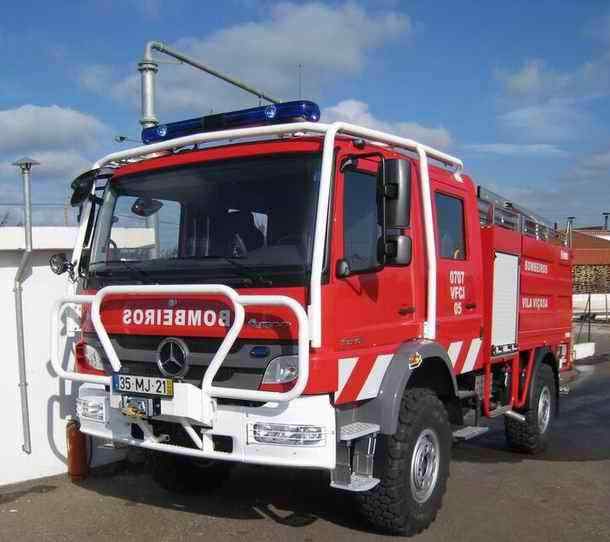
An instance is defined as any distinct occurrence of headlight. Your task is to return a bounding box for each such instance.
[83,344,104,371]
[262,355,298,386]
[75,341,105,374]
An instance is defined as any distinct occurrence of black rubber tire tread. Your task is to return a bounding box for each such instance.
[150,451,233,494]
[505,363,556,454]
[357,388,452,536]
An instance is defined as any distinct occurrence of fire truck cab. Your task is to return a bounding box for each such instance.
[50,100,572,535]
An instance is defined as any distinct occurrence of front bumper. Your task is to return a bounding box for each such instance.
[77,385,336,469]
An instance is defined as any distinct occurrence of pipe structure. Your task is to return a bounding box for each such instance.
[138,40,280,128]
[12,157,39,454]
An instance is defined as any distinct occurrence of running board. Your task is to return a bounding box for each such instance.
[330,474,380,492]
[339,422,380,441]
[453,426,489,441]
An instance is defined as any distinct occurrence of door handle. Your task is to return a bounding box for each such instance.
[465,302,477,310]
[398,306,415,315]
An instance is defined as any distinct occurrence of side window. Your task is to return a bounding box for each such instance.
[435,192,466,260]
[343,169,382,273]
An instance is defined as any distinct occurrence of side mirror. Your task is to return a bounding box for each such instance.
[385,234,412,266]
[70,169,99,207]
[131,196,163,217]
[336,258,351,278]
[383,159,410,228]
[49,253,71,275]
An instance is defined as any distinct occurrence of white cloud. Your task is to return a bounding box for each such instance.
[481,145,610,227]
[0,105,114,218]
[81,2,412,116]
[322,99,452,149]
[0,105,111,154]
[497,99,593,143]
[464,142,567,158]
[495,35,610,144]
[498,54,610,104]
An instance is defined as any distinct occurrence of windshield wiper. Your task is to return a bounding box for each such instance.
[173,255,272,286]
[91,259,151,282]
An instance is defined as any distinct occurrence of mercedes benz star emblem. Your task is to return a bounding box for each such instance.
[156,337,190,379]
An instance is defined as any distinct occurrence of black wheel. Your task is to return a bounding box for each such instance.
[150,451,233,494]
[357,388,451,536]
[505,363,557,454]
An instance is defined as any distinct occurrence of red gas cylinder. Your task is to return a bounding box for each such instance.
[66,418,89,482]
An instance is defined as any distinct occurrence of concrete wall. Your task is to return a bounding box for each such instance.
[0,228,122,487]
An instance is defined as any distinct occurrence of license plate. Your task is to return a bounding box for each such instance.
[112,374,174,397]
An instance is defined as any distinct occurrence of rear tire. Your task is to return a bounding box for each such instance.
[505,363,557,454]
[150,451,233,494]
[357,388,451,536]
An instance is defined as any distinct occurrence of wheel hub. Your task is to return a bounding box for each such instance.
[538,385,551,433]
[410,428,440,503]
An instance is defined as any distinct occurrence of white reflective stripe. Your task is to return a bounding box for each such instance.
[461,338,482,373]
[336,357,358,400]
[357,354,393,401]
[447,341,463,366]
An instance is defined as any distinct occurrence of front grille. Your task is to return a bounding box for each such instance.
[84,333,297,391]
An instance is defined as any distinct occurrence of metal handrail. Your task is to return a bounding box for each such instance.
[50,295,112,386]
[52,285,310,405]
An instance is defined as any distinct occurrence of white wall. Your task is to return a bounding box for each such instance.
[0,229,123,487]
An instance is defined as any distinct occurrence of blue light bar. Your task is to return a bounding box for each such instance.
[142,100,320,144]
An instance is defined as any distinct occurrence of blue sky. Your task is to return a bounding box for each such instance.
[1,0,609,226]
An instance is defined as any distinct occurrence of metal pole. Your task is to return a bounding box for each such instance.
[566,216,575,248]
[12,157,39,454]
[139,40,280,129]
[587,294,593,343]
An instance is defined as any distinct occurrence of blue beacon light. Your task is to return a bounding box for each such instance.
[142,100,320,144]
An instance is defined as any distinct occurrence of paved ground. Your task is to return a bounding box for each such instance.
[2,362,609,542]
[573,321,610,355]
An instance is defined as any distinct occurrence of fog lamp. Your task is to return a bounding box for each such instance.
[76,397,106,422]
[249,423,324,446]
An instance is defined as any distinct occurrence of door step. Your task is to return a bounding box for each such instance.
[339,422,380,442]
[488,405,526,422]
[457,389,477,400]
[98,440,128,450]
[452,426,489,441]
[488,405,512,418]
[330,474,380,492]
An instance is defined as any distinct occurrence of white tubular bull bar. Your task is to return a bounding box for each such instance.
[51,284,310,412]
[75,121,463,349]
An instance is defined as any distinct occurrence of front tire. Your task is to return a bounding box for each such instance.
[505,362,557,454]
[357,388,451,536]
[150,451,233,494]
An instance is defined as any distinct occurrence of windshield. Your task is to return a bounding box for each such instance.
[89,153,321,286]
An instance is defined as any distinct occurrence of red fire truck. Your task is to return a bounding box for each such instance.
[50,97,572,534]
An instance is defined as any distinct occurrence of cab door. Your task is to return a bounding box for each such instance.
[432,178,483,375]
[331,156,422,404]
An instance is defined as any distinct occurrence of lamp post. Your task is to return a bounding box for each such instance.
[12,157,40,454]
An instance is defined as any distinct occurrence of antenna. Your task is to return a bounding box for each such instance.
[298,63,303,99]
